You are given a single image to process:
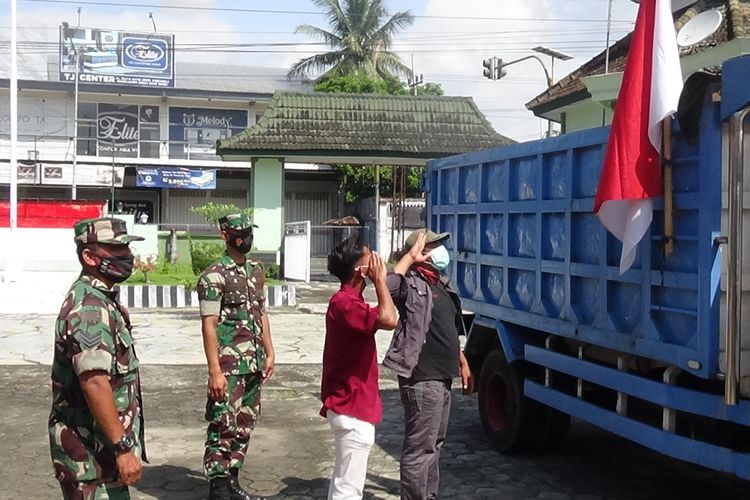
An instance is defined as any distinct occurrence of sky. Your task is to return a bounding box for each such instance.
[0,0,639,142]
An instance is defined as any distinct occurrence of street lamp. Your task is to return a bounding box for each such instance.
[532,46,572,137]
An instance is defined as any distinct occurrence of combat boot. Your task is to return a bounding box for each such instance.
[208,477,233,500]
[228,470,262,500]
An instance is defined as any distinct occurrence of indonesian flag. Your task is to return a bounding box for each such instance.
[593,0,683,273]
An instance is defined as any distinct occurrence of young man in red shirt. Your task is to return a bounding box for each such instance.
[321,238,398,499]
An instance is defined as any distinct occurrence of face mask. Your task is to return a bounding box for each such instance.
[428,245,450,271]
[96,253,135,283]
[227,230,254,254]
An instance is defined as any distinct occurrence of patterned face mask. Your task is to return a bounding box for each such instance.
[96,252,135,283]
[227,229,254,254]
[427,245,451,271]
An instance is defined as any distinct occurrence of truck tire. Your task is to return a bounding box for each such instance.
[535,406,570,451]
[478,349,542,453]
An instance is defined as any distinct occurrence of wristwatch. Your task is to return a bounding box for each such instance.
[113,434,135,454]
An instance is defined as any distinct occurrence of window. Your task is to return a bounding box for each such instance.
[168,107,248,160]
[77,103,161,159]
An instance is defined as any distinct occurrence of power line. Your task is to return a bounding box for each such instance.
[20,0,637,24]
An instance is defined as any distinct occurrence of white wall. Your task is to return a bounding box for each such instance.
[0,217,157,313]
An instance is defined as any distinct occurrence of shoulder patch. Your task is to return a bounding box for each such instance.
[77,330,103,350]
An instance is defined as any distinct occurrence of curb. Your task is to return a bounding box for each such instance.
[116,284,296,309]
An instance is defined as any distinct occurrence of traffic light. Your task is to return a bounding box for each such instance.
[482,57,497,80]
[496,58,507,80]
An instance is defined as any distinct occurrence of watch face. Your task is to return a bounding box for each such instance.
[116,434,134,452]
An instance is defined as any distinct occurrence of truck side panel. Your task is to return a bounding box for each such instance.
[426,91,722,380]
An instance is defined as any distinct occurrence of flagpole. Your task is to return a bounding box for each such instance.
[7,0,18,281]
[663,117,674,255]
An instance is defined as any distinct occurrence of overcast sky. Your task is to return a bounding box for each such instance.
[1,0,639,142]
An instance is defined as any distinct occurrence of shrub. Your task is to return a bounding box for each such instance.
[190,241,225,275]
[265,263,280,281]
[133,255,157,283]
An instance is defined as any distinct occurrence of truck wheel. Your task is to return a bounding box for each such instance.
[535,406,570,451]
[478,349,542,453]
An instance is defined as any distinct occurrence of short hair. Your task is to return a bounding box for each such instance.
[327,237,367,283]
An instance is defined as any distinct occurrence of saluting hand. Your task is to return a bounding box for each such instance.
[408,232,430,264]
[368,251,387,284]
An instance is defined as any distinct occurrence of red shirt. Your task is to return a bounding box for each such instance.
[320,284,381,424]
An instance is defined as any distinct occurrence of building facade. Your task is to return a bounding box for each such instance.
[0,58,342,252]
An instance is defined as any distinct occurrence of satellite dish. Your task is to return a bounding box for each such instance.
[676,9,722,47]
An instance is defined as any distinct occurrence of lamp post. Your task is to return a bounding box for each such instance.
[532,46,573,137]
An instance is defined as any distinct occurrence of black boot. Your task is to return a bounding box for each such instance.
[208,477,233,500]
[228,470,262,500]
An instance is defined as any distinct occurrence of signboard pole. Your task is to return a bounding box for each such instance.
[72,49,79,200]
[110,150,115,217]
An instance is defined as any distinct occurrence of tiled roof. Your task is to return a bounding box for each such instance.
[218,91,512,160]
[526,0,750,114]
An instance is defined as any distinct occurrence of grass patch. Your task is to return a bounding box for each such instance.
[125,269,198,288]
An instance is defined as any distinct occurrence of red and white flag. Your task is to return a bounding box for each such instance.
[593,0,683,273]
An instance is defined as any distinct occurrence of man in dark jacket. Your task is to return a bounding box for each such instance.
[383,229,473,500]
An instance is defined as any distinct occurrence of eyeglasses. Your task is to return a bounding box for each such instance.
[354,265,369,273]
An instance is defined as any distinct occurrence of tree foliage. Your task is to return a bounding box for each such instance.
[314,71,444,96]
[190,203,254,226]
[337,165,422,204]
[288,0,414,80]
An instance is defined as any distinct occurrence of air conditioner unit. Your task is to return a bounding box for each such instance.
[96,30,119,52]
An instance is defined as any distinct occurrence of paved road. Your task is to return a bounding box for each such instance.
[1,307,747,499]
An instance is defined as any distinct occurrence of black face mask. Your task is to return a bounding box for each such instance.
[96,254,135,283]
[227,230,254,254]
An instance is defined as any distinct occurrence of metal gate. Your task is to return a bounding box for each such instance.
[283,221,310,282]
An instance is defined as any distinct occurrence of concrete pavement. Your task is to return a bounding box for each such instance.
[0,287,748,499]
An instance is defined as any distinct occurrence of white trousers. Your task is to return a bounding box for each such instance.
[327,409,375,500]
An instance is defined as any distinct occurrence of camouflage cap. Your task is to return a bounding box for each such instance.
[404,228,450,249]
[218,212,258,232]
[74,217,145,245]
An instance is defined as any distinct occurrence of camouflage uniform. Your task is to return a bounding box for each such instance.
[49,218,146,500]
[197,213,267,479]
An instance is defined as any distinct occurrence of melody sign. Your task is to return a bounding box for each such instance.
[59,26,174,88]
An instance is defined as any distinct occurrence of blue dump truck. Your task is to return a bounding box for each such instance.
[425,55,750,479]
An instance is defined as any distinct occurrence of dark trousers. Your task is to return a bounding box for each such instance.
[398,377,452,500]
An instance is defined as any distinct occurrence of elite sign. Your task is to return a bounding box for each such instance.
[60,26,175,88]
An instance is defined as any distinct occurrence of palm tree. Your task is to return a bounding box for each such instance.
[288,0,414,81]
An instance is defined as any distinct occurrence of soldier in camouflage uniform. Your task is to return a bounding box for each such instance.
[197,212,276,500]
[49,218,147,500]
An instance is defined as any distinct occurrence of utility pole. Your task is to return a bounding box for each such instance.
[605,0,614,73]
[72,45,79,199]
[407,54,423,96]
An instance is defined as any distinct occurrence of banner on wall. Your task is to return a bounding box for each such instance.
[59,26,175,88]
[0,163,124,187]
[136,167,216,189]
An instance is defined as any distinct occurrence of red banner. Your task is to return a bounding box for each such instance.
[0,200,106,228]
